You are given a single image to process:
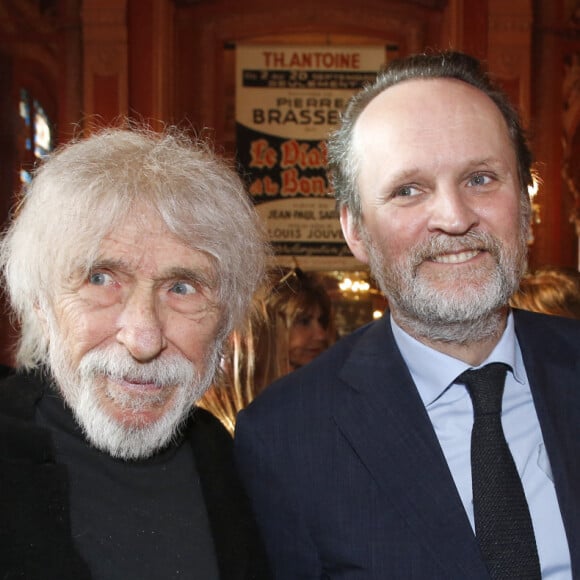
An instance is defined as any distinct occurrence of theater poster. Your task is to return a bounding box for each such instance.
[236,44,385,268]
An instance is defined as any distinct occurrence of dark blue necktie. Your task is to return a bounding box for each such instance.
[457,363,541,579]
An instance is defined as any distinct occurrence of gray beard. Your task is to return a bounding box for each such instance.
[364,228,528,345]
[46,323,221,460]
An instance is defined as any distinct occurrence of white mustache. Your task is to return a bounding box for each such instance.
[79,347,195,389]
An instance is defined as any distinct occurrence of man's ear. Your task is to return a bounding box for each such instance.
[340,206,369,264]
[33,299,50,339]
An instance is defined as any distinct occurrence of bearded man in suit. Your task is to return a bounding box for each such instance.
[235,51,580,579]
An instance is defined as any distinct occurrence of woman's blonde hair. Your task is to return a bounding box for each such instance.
[510,266,580,319]
[199,268,334,433]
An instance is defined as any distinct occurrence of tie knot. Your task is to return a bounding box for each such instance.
[457,362,510,416]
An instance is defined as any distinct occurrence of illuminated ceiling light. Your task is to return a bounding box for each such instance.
[339,277,353,291]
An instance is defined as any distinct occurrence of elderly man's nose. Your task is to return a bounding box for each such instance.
[116,290,167,361]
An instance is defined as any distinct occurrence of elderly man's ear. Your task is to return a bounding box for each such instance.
[33,299,50,338]
[340,206,370,265]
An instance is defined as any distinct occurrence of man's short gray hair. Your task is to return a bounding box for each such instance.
[327,50,533,228]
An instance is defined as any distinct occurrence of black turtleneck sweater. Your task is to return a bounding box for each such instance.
[36,388,220,580]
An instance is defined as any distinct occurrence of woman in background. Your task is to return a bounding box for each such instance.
[200,267,335,433]
[264,267,334,375]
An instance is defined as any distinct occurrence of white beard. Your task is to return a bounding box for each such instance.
[46,327,221,460]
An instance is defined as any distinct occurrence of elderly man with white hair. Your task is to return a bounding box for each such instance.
[0,126,271,580]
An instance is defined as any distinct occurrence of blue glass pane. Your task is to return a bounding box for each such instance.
[19,89,31,126]
[33,99,52,158]
[20,169,32,184]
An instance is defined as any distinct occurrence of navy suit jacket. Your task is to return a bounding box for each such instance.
[235,309,580,579]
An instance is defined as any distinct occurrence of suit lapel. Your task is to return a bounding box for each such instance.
[333,320,489,578]
[515,310,580,577]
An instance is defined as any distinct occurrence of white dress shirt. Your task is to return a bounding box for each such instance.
[391,312,571,578]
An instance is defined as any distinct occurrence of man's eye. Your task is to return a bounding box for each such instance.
[393,185,419,198]
[88,272,113,286]
[468,174,492,187]
[171,281,197,296]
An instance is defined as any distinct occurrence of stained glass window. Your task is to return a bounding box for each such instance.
[19,88,53,184]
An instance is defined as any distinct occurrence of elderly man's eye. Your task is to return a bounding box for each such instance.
[88,272,113,286]
[171,281,197,296]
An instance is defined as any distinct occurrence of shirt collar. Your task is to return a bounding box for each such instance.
[390,310,525,408]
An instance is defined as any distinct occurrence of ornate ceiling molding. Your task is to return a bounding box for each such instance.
[173,0,447,8]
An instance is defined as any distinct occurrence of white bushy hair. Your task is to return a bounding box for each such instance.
[0,125,268,368]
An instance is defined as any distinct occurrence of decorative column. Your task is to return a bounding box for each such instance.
[562,51,580,266]
[81,0,128,129]
[487,0,532,128]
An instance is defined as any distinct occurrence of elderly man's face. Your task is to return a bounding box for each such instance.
[341,78,528,340]
[44,210,223,458]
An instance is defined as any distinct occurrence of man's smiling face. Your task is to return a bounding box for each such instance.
[340,77,528,340]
